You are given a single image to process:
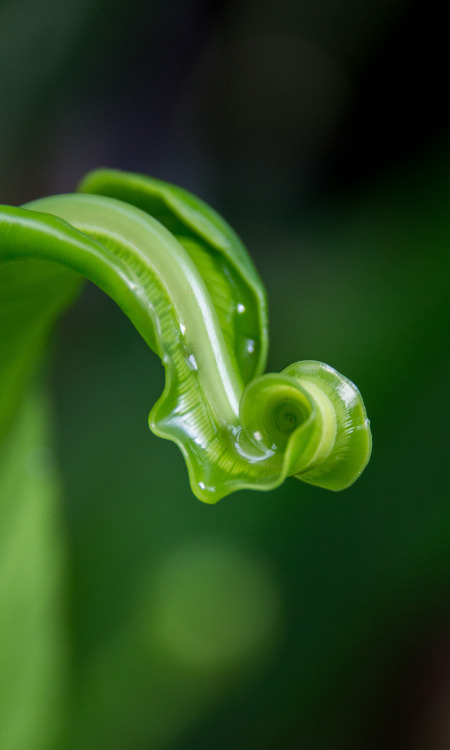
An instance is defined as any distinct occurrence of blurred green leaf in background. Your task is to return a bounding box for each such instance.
[1,0,449,748]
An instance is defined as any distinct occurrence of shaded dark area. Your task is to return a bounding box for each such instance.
[324,0,450,191]
[1,0,449,748]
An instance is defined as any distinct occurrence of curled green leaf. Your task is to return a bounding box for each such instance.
[0,169,371,502]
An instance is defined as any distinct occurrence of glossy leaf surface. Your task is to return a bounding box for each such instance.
[0,170,371,501]
[78,168,269,384]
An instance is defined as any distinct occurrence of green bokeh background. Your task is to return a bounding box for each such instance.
[1,1,449,748]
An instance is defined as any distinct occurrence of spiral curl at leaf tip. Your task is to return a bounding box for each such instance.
[232,360,370,497]
[0,168,372,503]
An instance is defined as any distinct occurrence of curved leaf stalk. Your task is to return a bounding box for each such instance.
[0,170,371,502]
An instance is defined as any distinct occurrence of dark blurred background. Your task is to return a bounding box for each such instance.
[1,0,449,748]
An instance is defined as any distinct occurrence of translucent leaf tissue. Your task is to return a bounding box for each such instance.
[0,169,371,502]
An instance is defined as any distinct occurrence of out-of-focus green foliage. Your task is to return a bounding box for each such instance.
[0,392,67,750]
